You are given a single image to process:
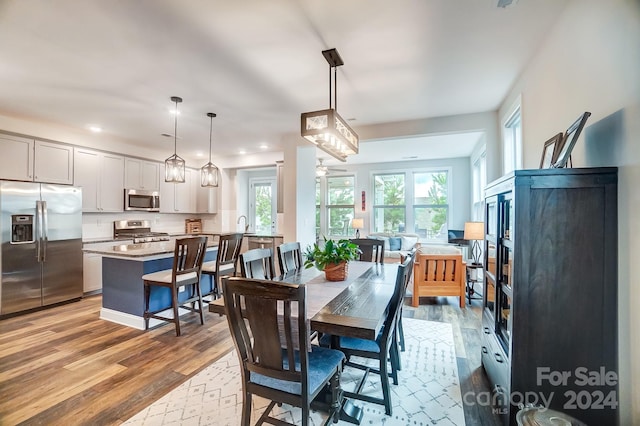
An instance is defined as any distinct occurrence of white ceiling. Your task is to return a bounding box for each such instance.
[0,0,567,164]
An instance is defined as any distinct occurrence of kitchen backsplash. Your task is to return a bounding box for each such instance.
[82,212,219,240]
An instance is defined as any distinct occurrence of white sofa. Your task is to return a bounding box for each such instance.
[367,233,421,263]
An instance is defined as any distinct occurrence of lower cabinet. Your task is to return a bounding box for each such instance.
[83,253,103,293]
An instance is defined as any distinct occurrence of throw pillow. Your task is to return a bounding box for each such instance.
[401,235,419,251]
[388,237,402,251]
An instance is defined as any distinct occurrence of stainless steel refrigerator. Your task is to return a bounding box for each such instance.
[1,181,83,316]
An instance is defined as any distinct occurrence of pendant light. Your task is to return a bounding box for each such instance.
[164,96,186,183]
[301,48,359,162]
[201,112,220,187]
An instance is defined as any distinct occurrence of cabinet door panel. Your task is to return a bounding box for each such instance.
[74,148,100,212]
[124,158,142,189]
[34,141,73,184]
[100,154,124,212]
[0,135,34,181]
[141,161,159,190]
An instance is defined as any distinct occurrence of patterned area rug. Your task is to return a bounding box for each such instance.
[123,318,464,426]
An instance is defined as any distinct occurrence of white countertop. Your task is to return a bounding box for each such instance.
[83,240,218,261]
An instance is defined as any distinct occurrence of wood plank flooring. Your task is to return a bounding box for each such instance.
[0,294,501,425]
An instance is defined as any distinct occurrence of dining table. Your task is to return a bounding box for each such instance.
[208,260,401,425]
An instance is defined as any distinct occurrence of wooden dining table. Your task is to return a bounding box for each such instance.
[208,261,399,340]
[207,260,400,425]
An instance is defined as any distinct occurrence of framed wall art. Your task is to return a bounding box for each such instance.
[539,133,564,168]
[552,111,592,168]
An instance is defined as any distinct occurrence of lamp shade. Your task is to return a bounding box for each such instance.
[464,221,484,240]
[351,218,364,229]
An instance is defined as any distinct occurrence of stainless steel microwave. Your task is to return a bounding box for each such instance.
[124,189,160,212]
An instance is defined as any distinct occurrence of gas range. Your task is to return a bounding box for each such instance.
[113,220,171,244]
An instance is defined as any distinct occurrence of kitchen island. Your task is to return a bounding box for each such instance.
[84,239,218,330]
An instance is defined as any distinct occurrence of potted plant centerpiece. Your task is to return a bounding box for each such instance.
[304,237,360,281]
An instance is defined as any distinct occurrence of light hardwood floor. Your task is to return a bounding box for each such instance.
[0,294,501,425]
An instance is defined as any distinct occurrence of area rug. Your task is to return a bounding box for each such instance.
[123,319,464,426]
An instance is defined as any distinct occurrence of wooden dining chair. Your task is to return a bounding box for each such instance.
[349,238,385,264]
[240,247,276,280]
[142,236,208,337]
[201,233,243,299]
[277,242,303,275]
[320,255,414,415]
[222,276,345,426]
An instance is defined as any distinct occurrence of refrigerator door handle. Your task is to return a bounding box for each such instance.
[42,201,48,262]
[36,200,43,262]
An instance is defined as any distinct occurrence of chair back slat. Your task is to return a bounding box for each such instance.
[277,242,303,274]
[350,238,385,264]
[240,248,276,279]
[223,277,308,386]
[419,255,461,284]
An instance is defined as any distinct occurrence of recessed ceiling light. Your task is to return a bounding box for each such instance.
[239,149,247,155]
[196,152,204,157]
[259,144,268,150]
[88,125,102,133]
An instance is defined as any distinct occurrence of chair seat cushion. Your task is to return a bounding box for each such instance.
[142,269,197,283]
[250,346,344,396]
[319,334,382,354]
[201,261,234,274]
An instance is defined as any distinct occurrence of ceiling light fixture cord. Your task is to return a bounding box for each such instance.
[173,98,179,155]
[208,114,213,162]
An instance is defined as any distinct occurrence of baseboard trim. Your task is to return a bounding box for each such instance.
[99,307,192,330]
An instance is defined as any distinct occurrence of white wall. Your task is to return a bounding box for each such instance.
[498,0,640,422]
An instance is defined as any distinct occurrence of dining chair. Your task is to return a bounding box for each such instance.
[142,236,208,337]
[349,238,385,264]
[277,241,303,275]
[240,247,276,280]
[201,233,243,299]
[320,255,414,415]
[222,276,345,426]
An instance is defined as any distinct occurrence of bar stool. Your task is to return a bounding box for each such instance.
[142,236,208,336]
[201,233,243,299]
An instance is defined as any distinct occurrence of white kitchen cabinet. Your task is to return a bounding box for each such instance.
[196,185,218,213]
[124,158,160,191]
[83,253,102,293]
[34,140,74,184]
[0,134,34,181]
[74,147,125,212]
[160,166,196,213]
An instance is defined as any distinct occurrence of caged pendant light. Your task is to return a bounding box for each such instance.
[165,96,186,183]
[301,48,359,162]
[200,112,220,187]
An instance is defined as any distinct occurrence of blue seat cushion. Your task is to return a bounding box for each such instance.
[319,333,382,354]
[250,346,345,396]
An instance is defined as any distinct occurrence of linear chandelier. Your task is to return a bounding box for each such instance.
[301,48,359,162]
[201,112,220,187]
[165,96,186,183]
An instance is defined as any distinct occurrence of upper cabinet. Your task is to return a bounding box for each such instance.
[160,166,196,213]
[0,134,34,181]
[196,185,218,214]
[34,141,74,184]
[0,136,73,184]
[74,147,124,212]
[124,158,160,191]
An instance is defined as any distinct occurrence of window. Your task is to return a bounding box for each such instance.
[315,178,321,240]
[472,150,486,221]
[325,176,355,237]
[369,168,450,241]
[372,173,405,233]
[503,103,522,174]
[413,171,449,239]
[250,179,276,235]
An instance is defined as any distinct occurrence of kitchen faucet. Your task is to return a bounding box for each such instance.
[237,215,249,232]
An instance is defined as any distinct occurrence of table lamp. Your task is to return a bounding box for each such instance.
[351,218,364,238]
[464,221,484,265]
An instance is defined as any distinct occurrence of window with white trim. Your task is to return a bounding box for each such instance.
[371,169,450,241]
[503,105,522,174]
[472,150,486,221]
[325,175,355,238]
